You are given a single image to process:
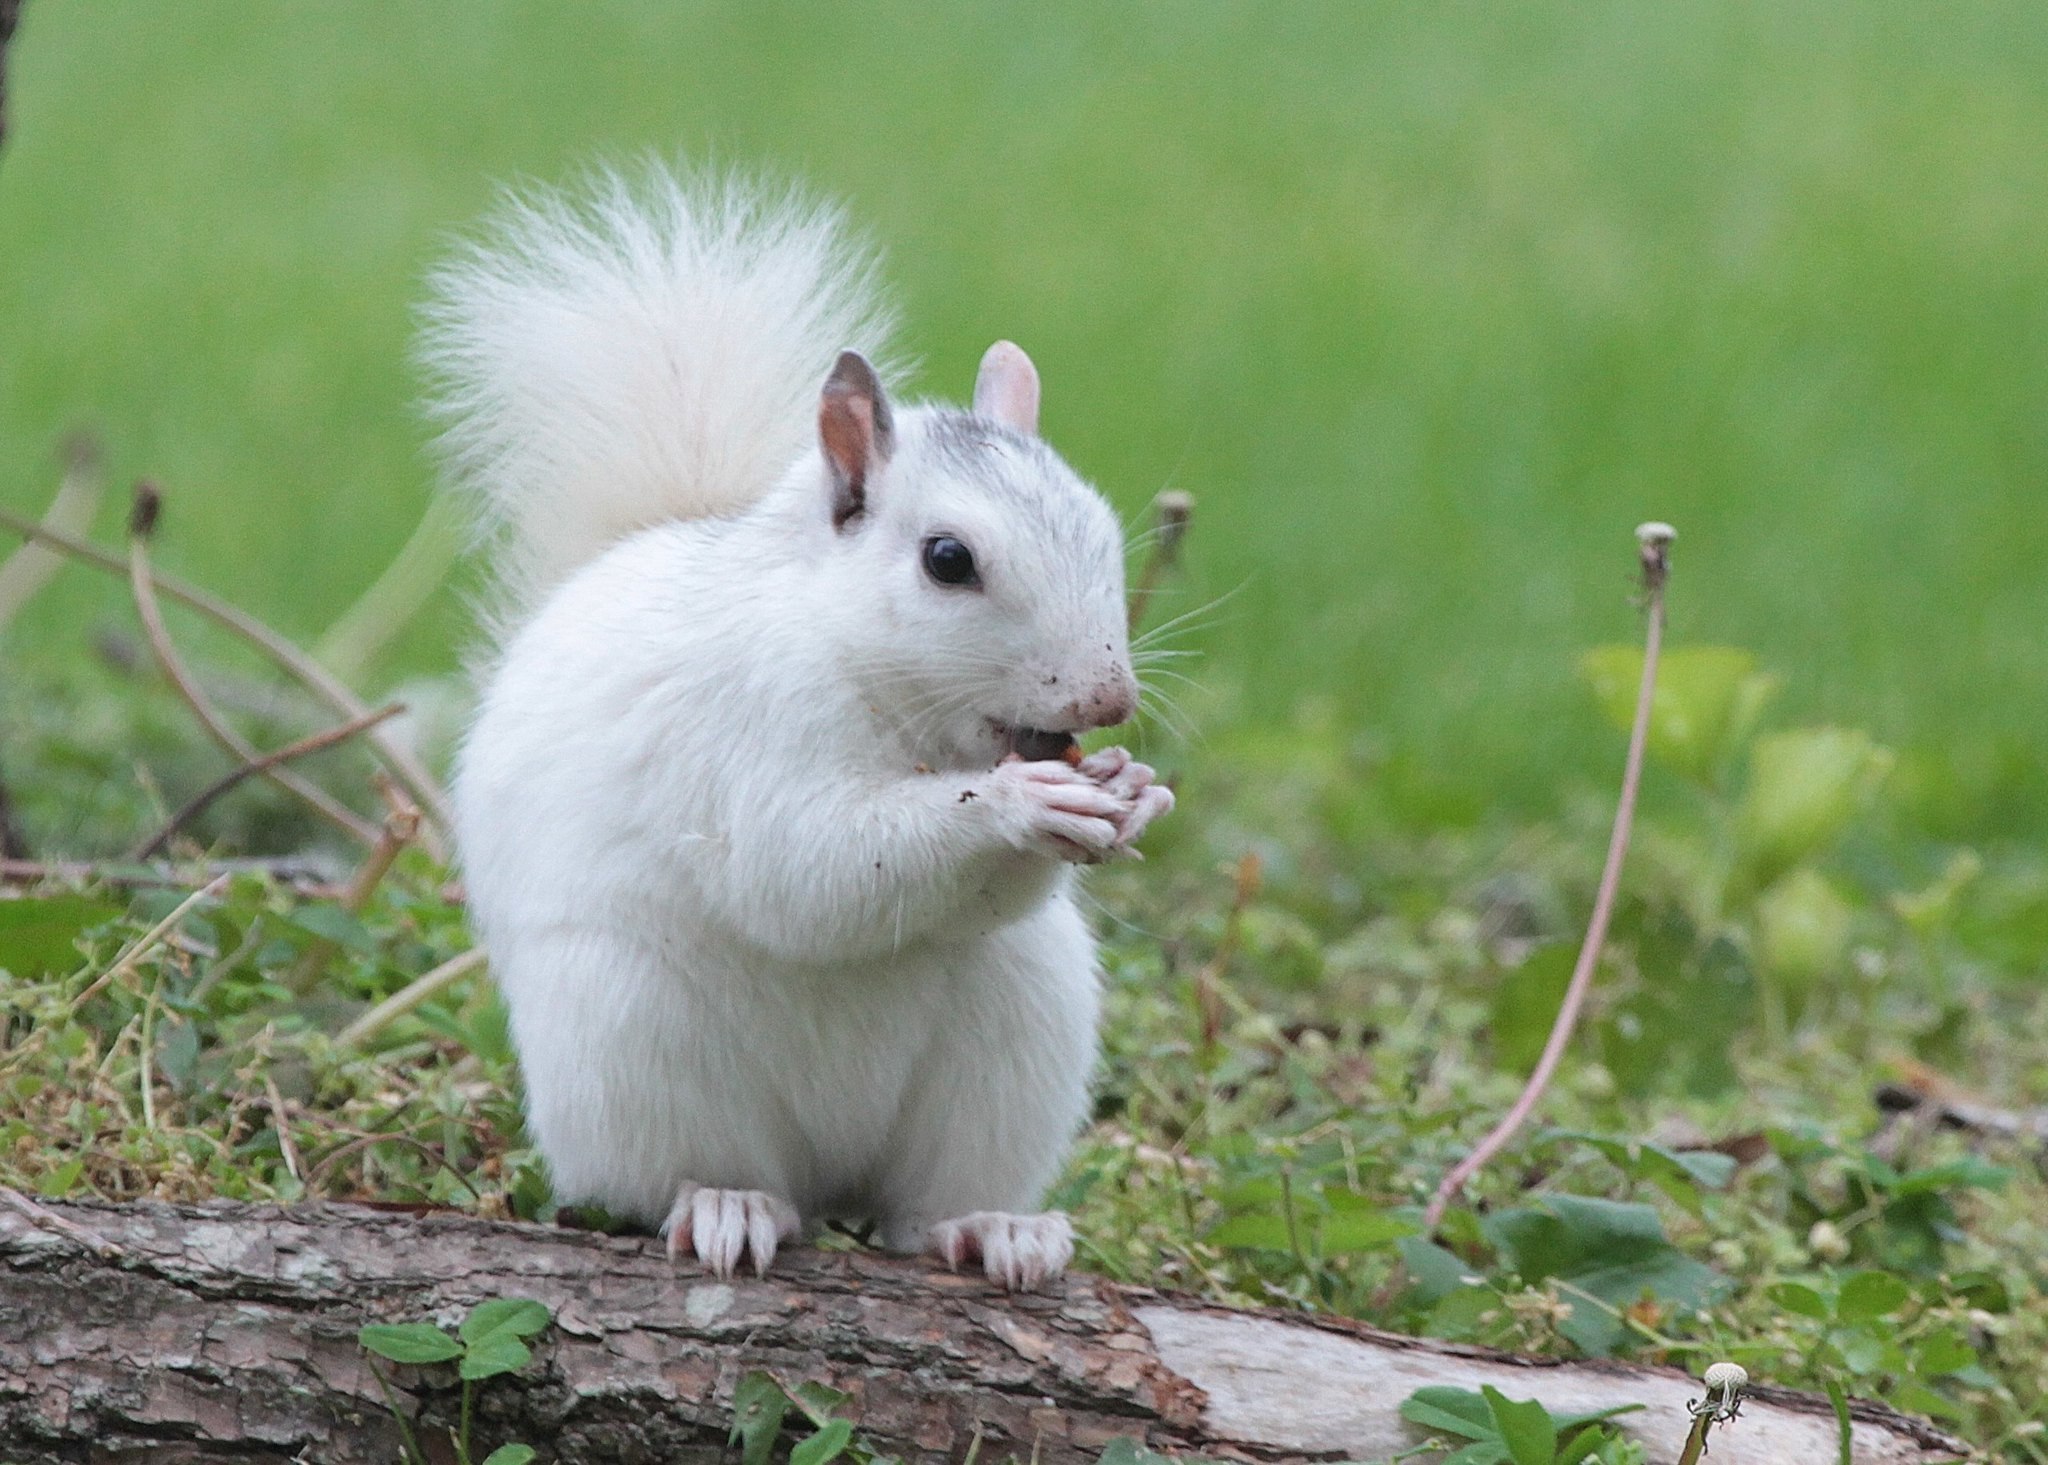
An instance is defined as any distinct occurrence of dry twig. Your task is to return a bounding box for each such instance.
[125,483,382,848]
[286,776,422,994]
[0,502,454,852]
[1128,490,1195,633]
[1,856,342,892]
[0,433,103,634]
[336,946,489,1051]
[129,701,405,859]
[1422,523,1673,1232]
[0,1186,125,1262]
[65,873,230,1012]
[263,1074,304,1186]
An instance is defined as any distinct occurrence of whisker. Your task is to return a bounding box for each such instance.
[1132,579,1249,650]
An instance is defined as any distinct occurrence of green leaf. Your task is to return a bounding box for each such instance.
[290,902,377,953]
[1948,1270,2009,1313]
[1768,1282,1831,1319]
[1557,1422,1614,1465]
[459,1333,533,1380]
[1483,1386,1557,1465]
[1888,1157,2009,1197]
[1399,1236,1480,1306]
[1491,943,1575,1077]
[461,1297,552,1344]
[1485,1195,1729,1355]
[358,1322,462,1365]
[789,1416,854,1465]
[1596,925,1752,1101]
[788,1378,853,1424]
[35,1157,84,1198]
[481,1448,537,1465]
[1206,1212,1296,1251]
[730,1371,793,1465]
[1754,869,1854,1008]
[0,894,120,978]
[457,1297,550,1379]
[1835,1270,1909,1322]
[1548,1403,1647,1432]
[1581,644,1777,785]
[1317,1208,1416,1254]
[1400,1387,1499,1442]
[1735,727,1890,887]
[154,1018,201,1091]
[1540,1131,1736,1219]
[1911,1327,1979,1377]
[1669,1149,1737,1191]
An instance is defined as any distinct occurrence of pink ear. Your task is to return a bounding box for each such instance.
[972,340,1041,434]
[819,351,893,529]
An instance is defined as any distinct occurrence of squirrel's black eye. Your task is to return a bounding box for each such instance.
[922,535,980,588]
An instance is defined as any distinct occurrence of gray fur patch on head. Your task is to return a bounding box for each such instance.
[923,410,1036,483]
[913,410,1124,559]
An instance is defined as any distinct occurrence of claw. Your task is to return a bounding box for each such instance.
[921,1211,1073,1290]
[660,1185,799,1278]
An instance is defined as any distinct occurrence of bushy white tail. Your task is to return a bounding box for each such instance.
[421,164,895,618]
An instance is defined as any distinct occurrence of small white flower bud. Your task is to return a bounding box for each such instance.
[1703,1362,1748,1392]
[1807,1219,1851,1262]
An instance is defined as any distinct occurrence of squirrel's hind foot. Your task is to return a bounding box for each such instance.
[927,1210,1074,1290]
[662,1184,800,1279]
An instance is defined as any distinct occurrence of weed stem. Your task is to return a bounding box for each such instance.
[130,701,406,859]
[1422,523,1672,1232]
[127,483,383,849]
[0,501,454,852]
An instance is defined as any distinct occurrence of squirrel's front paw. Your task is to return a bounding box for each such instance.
[1077,747,1175,851]
[661,1184,799,1279]
[927,1210,1074,1290]
[987,759,1131,862]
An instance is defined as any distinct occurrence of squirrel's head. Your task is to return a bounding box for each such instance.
[813,342,1138,769]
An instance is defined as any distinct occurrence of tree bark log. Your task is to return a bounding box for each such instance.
[0,1197,1968,1464]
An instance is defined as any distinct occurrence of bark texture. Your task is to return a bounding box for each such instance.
[0,1197,1968,1464]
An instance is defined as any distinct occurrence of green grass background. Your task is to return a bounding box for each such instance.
[3,2,2044,837]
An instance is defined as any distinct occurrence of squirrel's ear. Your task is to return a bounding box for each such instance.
[819,350,894,529]
[972,340,1040,435]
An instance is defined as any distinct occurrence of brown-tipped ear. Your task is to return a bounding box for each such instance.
[819,350,894,529]
[972,340,1040,434]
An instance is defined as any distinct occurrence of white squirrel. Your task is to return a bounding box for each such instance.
[426,167,1174,1289]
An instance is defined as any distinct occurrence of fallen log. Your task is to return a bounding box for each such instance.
[0,1197,1968,1464]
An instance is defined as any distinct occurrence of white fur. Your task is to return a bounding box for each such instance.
[443,167,1172,1288]
[422,164,895,615]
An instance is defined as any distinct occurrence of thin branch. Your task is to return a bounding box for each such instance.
[124,483,382,849]
[336,947,488,1051]
[2,856,345,892]
[0,433,104,634]
[263,1074,304,1186]
[129,701,405,860]
[1423,522,1674,1232]
[65,873,230,1012]
[286,776,421,994]
[313,493,464,684]
[0,1186,126,1262]
[0,503,454,852]
[1127,490,1195,633]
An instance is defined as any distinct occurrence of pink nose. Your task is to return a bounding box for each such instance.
[1065,675,1137,730]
